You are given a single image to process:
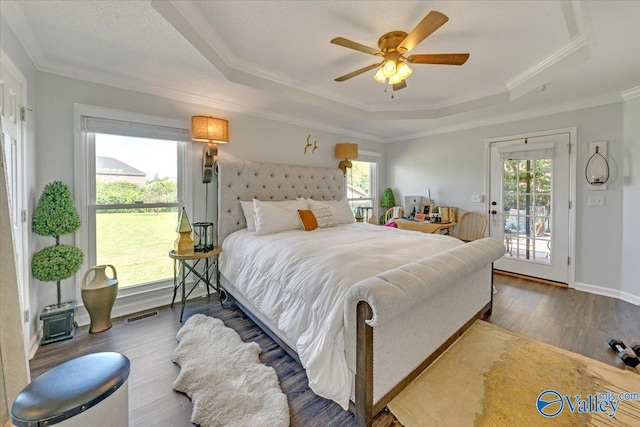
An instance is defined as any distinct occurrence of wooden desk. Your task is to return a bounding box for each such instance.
[169,247,226,322]
[395,219,456,235]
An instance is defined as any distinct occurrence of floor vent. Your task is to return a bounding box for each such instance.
[125,310,159,325]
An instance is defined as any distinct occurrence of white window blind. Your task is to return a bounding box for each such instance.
[498,142,554,161]
[81,116,190,141]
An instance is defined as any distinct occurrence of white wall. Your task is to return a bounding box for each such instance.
[33,72,384,336]
[387,103,629,297]
[621,95,640,304]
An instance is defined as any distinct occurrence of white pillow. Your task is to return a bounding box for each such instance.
[332,198,356,224]
[254,199,308,236]
[311,206,337,228]
[240,200,257,232]
[241,199,307,232]
[309,198,355,224]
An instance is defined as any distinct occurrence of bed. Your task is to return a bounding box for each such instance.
[215,159,505,426]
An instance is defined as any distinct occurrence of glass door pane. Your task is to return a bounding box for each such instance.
[502,157,552,264]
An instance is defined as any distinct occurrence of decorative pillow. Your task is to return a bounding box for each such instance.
[254,199,308,236]
[241,199,307,232]
[309,198,355,224]
[312,206,337,228]
[297,210,318,231]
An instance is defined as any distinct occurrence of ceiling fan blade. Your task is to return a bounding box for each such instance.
[334,63,381,82]
[407,53,470,65]
[393,81,407,91]
[331,37,382,56]
[398,11,449,53]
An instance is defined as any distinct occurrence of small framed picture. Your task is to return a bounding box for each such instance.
[420,200,433,215]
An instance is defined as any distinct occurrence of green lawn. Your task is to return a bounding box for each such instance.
[96,211,177,288]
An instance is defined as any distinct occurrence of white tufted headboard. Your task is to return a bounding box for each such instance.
[216,159,345,244]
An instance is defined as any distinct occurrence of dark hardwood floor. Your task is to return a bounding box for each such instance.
[30,274,640,426]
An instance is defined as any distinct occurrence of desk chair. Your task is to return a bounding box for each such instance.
[384,207,404,223]
[457,211,487,243]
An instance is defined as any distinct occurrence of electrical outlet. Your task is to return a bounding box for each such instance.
[588,195,604,206]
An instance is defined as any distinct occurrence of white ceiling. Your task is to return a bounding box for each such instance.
[2,1,639,142]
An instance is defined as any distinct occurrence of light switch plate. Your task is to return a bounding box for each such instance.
[471,194,484,203]
[588,195,604,206]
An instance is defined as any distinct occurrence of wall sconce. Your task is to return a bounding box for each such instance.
[335,143,358,174]
[192,116,229,183]
[585,141,610,188]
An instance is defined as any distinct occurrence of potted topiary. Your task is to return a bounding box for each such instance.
[380,187,396,224]
[32,181,83,344]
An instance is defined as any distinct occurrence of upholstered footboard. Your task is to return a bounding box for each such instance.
[345,237,505,426]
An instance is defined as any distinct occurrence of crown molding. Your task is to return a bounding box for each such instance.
[506,34,590,101]
[559,0,583,38]
[0,2,47,70]
[621,86,640,101]
[386,92,621,143]
[37,59,384,143]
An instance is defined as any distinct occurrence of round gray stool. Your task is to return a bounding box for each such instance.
[11,352,130,427]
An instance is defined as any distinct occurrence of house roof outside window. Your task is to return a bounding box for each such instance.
[96,156,146,177]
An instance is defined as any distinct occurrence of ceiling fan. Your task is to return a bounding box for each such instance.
[331,10,469,91]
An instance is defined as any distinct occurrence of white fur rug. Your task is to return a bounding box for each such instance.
[171,314,290,427]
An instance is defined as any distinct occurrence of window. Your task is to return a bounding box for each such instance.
[76,107,190,292]
[346,156,378,221]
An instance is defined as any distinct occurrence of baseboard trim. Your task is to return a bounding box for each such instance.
[74,284,209,326]
[494,270,568,288]
[573,282,640,306]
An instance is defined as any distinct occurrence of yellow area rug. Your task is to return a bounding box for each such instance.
[388,321,640,426]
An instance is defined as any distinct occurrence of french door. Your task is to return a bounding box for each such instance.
[488,132,572,284]
[1,50,29,351]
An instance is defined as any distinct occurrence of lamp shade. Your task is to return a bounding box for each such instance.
[335,143,358,159]
[396,61,413,80]
[191,116,229,144]
[373,68,386,83]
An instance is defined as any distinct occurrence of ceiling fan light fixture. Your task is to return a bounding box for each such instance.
[373,68,387,83]
[396,61,413,80]
[388,73,403,85]
[382,58,397,78]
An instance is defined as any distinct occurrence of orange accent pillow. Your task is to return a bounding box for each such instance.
[298,210,318,231]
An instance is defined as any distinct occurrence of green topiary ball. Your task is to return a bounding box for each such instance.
[32,244,84,282]
[381,187,396,210]
[32,181,81,238]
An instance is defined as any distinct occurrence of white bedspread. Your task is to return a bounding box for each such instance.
[219,223,463,409]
